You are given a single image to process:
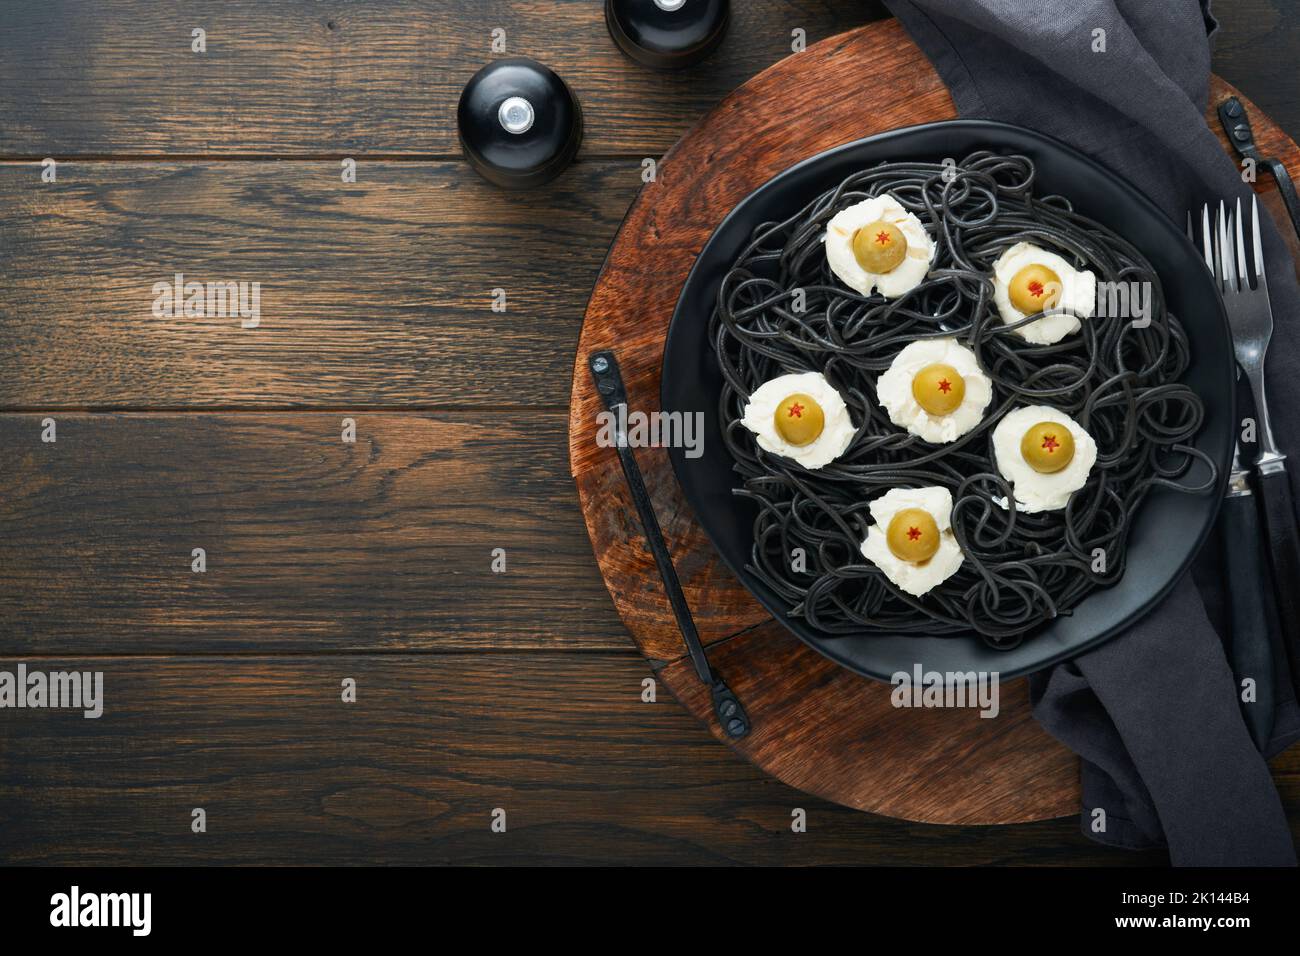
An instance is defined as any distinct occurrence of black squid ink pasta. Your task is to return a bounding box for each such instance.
[710,151,1216,649]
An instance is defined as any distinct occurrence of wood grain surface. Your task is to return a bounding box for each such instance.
[0,0,1297,864]
[0,162,635,408]
[659,624,1082,824]
[0,0,884,157]
[0,413,622,652]
[3,652,1219,866]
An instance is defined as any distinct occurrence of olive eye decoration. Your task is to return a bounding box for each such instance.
[825,195,936,300]
[773,393,825,447]
[1008,263,1063,314]
[991,405,1097,513]
[851,220,908,274]
[1020,421,1076,474]
[885,508,941,564]
[910,363,966,416]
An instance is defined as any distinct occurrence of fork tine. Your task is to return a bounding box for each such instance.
[1228,207,1239,290]
[1235,197,1250,287]
[1220,200,1238,291]
[1213,204,1224,289]
[1217,201,1230,290]
[1252,194,1266,279]
[1201,204,1215,272]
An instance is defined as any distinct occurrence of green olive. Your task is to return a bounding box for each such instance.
[1008,263,1062,314]
[886,508,941,564]
[852,220,907,274]
[911,363,966,416]
[774,393,825,446]
[1020,421,1075,474]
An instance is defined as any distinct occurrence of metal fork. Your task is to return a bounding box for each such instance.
[1198,198,1300,715]
[1207,198,1285,474]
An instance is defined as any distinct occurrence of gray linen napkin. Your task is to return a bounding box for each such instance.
[885,0,1298,865]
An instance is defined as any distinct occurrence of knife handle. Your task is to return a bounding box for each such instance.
[1256,469,1300,699]
[1221,491,1277,749]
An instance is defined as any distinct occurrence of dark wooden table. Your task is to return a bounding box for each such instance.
[0,0,1297,866]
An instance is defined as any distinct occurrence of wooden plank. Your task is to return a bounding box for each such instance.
[0,653,1194,865]
[0,0,883,157]
[0,160,635,408]
[0,412,630,653]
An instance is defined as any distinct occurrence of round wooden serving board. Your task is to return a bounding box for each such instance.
[568,19,1300,824]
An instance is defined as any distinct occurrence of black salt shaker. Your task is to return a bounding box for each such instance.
[457,57,583,189]
[605,0,730,69]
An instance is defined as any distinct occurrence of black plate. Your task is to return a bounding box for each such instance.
[662,120,1233,681]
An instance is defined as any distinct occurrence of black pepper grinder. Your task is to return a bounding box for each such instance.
[457,57,583,189]
[605,0,730,69]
